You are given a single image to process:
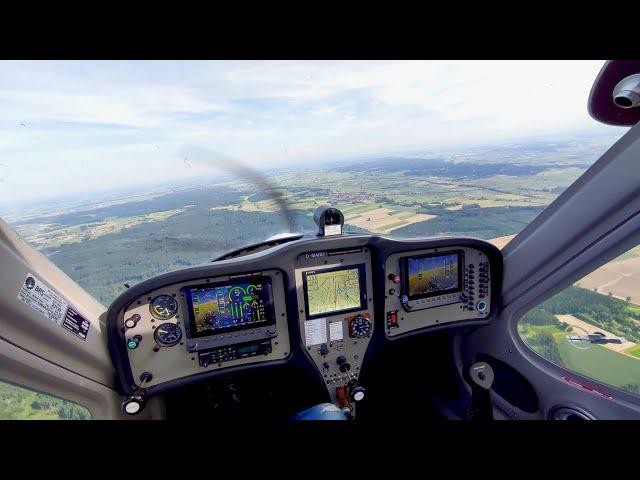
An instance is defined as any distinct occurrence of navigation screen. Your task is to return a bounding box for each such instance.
[303,264,366,318]
[183,277,275,337]
[405,252,461,299]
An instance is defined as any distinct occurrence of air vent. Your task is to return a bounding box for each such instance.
[549,406,595,421]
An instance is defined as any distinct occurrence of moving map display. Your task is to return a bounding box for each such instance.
[406,252,460,299]
[184,277,274,337]
[303,264,366,318]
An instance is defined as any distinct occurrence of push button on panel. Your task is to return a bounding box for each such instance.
[127,335,142,350]
[124,314,141,329]
[388,273,401,284]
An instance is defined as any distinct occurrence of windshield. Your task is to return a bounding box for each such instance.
[0,60,628,306]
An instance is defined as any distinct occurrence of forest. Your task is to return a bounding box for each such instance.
[521,285,640,343]
[0,381,91,420]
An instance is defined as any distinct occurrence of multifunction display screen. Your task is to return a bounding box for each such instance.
[302,264,367,318]
[404,252,462,299]
[183,277,275,337]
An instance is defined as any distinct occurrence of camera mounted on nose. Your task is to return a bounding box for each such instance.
[314,205,344,237]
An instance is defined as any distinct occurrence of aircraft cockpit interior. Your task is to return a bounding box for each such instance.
[3,59,640,424]
[107,205,502,420]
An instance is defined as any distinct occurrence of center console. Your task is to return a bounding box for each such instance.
[294,247,374,418]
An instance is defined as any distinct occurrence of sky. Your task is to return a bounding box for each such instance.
[0,60,628,206]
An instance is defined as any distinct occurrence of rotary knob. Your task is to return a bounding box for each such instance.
[336,355,351,373]
[349,381,366,402]
[122,394,145,415]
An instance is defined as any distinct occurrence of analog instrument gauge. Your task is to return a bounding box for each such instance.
[349,314,372,338]
[150,295,178,320]
[154,322,182,347]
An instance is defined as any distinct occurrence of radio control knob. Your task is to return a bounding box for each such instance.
[336,355,351,372]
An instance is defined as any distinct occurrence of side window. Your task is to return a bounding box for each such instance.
[0,380,92,420]
[518,245,640,396]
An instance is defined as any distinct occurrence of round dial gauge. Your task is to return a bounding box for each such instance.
[150,295,178,320]
[154,322,182,347]
[349,315,372,338]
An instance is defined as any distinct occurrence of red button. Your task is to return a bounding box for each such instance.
[393,275,400,284]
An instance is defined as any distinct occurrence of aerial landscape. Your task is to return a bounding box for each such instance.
[2,137,604,306]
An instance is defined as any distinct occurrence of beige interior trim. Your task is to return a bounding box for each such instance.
[0,218,116,387]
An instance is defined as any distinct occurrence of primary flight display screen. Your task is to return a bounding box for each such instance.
[404,251,462,299]
[183,277,276,337]
[302,264,367,318]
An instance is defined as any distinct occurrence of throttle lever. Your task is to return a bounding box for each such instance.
[464,362,494,421]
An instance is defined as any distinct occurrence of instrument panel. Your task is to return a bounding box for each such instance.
[294,247,374,416]
[384,246,492,337]
[119,269,290,389]
[107,232,502,417]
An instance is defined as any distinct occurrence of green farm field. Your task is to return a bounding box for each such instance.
[520,324,640,392]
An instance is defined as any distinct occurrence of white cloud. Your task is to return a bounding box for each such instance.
[0,60,627,205]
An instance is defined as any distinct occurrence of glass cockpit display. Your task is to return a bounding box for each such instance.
[183,277,275,337]
[302,264,367,318]
[404,252,462,299]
